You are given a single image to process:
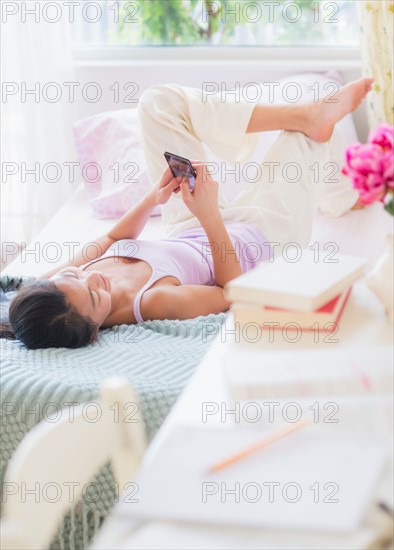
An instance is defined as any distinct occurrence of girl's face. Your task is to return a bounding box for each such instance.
[50,266,112,327]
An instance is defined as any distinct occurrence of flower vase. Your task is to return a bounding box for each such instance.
[366,234,394,324]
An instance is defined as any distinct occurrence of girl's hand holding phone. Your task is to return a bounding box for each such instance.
[147,166,183,206]
[180,163,221,225]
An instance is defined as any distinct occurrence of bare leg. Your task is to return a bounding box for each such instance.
[246,77,374,142]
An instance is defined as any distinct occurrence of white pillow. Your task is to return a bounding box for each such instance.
[74,108,160,218]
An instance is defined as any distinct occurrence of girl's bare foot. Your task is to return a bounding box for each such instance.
[303,78,374,142]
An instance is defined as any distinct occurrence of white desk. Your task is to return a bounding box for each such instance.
[91,280,394,550]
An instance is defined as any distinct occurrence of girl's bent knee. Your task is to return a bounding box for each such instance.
[138,84,179,117]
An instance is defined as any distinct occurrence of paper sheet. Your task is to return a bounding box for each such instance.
[119,426,388,533]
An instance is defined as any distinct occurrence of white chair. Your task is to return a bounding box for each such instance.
[0,377,147,550]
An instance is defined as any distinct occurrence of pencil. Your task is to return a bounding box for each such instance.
[208,418,309,474]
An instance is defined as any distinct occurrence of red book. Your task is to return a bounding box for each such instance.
[231,287,352,333]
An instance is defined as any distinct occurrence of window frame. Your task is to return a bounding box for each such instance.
[73,45,361,69]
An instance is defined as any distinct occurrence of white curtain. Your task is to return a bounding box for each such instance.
[1,1,77,250]
[356,0,394,129]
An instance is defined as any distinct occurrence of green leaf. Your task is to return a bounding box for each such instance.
[384,197,394,216]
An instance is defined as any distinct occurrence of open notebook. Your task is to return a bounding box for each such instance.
[119,425,388,534]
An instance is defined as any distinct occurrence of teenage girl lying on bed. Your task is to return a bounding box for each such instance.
[1,77,373,349]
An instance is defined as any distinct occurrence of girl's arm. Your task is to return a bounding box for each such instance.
[41,168,181,278]
[200,215,242,288]
[105,166,183,241]
[107,193,156,241]
[141,284,231,320]
[40,234,117,278]
[179,164,243,288]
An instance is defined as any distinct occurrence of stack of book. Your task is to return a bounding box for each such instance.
[223,250,381,401]
[224,250,368,334]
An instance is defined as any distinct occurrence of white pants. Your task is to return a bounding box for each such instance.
[138,83,358,250]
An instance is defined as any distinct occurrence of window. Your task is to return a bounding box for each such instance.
[71,0,359,48]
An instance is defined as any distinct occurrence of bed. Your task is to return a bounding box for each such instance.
[1,72,393,549]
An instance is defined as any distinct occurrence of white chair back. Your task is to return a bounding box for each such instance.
[1,377,147,550]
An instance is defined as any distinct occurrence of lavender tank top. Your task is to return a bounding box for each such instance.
[81,222,271,322]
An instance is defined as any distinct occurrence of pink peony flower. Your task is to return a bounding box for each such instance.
[368,123,394,151]
[343,124,394,210]
[342,143,388,204]
[382,150,394,190]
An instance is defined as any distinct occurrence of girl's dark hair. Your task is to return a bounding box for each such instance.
[0,279,98,349]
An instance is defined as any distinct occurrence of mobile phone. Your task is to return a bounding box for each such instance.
[164,151,197,191]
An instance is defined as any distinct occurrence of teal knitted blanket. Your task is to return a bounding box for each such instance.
[1,276,227,549]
